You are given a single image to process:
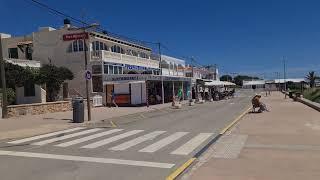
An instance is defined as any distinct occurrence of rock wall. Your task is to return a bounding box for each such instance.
[7,101,72,117]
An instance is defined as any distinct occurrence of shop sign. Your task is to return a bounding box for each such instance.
[104,74,191,82]
[63,32,88,41]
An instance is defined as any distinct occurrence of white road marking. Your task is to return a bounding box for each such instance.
[8,127,86,144]
[32,128,102,146]
[139,132,189,153]
[109,131,166,151]
[81,130,144,149]
[170,133,213,155]
[55,129,124,147]
[0,150,175,169]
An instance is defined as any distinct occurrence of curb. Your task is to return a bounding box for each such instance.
[165,106,251,180]
[295,97,320,112]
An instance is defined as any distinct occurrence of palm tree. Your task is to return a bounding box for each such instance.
[306,71,318,88]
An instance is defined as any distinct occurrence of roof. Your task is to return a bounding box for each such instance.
[205,80,236,86]
[243,80,266,86]
[273,78,306,83]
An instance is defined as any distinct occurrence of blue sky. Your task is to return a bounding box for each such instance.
[1,0,320,79]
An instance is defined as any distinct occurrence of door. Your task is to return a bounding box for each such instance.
[130,83,142,105]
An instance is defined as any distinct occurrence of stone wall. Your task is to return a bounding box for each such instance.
[7,101,72,117]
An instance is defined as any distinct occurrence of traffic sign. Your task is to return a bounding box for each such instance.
[85,70,92,80]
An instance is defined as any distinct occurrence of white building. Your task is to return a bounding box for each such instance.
[242,80,266,89]
[0,33,45,105]
[1,19,191,106]
[160,55,185,77]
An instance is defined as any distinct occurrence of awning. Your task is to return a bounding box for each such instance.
[17,41,33,45]
[205,81,224,86]
[104,80,145,85]
[222,81,236,86]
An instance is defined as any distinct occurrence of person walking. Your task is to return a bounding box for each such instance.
[108,90,118,108]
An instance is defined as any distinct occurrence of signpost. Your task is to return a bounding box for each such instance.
[85,70,92,80]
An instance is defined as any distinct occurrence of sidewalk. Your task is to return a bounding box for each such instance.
[186,92,320,180]
[0,102,177,141]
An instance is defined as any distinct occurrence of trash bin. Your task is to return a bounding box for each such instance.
[72,97,84,123]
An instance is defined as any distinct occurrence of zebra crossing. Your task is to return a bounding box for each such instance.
[7,127,214,156]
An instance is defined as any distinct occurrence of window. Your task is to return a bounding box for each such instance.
[78,40,84,51]
[92,76,103,92]
[118,66,123,74]
[73,40,78,52]
[109,65,114,74]
[8,48,18,59]
[104,65,109,74]
[92,65,102,74]
[111,45,124,54]
[114,66,119,74]
[24,81,35,97]
[95,41,99,51]
[132,50,138,57]
[104,44,109,51]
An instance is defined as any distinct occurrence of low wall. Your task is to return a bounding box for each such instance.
[7,101,72,117]
[296,97,320,112]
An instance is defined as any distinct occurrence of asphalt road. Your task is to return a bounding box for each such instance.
[0,90,254,180]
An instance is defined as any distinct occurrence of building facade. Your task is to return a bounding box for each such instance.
[1,20,193,106]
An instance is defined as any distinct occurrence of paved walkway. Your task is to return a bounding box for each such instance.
[186,92,320,180]
[0,102,178,140]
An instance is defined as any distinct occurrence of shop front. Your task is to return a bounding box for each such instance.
[103,74,191,106]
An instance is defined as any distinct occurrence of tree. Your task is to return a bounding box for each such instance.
[306,71,318,88]
[0,62,36,89]
[36,64,74,102]
[220,75,233,82]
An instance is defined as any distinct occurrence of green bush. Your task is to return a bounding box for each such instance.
[0,88,16,105]
[303,88,320,103]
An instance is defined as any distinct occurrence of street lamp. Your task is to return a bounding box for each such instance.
[70,23,100,121]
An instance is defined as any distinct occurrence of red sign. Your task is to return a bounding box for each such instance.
[63,32,88,41]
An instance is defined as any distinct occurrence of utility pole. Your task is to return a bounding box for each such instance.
[83,29,91,121]
[69,22,99,121]
[158,42,165,104]
[0,37,8,118]
[283,56,287,92]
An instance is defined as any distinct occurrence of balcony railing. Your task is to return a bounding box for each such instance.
[91,50,159,69]
[5,58,41,68]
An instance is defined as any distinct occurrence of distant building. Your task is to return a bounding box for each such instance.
[242,80,266,89]
[266,78,306,91]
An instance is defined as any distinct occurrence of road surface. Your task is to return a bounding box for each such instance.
[0,90,254,180]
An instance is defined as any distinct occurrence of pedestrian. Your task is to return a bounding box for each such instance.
[108,90,118,108]
[251,94,269,113]
[177,88,183,103]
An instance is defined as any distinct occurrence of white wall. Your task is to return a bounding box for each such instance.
[114,84,130,94]
[16,85,46,104]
